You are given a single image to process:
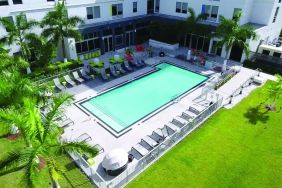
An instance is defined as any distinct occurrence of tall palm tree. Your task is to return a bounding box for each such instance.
[266,74,282,111]
[0,93,99,187]
[213,11,257,61]
[184,8,208,48]
[41,1,84,62]
[0,13,38,62]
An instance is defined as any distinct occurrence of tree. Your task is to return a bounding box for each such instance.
[0,13,38,62]
[41,1,84,61]
[184,8,209,48]
[213,11,257,60]
[0,93,99,187]
[25,33,56,68]
[266,74,282,111]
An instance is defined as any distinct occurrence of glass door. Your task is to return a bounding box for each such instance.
[104,36,113,53]
[125,31,134,46]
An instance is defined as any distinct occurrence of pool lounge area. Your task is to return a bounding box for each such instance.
[59,55,274,187]
[79,62,208,135]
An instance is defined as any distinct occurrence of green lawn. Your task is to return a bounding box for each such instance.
[0,129,93,188]
[128,81,282,188]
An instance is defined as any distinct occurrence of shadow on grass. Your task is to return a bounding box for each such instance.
[244,104,270,125]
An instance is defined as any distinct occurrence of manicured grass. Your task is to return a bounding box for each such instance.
[128,81,282,188]
[0,128,93,188]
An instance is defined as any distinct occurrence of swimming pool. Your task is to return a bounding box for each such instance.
[80,62,207,134]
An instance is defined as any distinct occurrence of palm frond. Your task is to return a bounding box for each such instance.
[54,141,99,158]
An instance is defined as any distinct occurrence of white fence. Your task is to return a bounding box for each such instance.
[81,93,224,188]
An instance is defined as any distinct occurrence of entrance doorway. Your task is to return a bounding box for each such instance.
[147,0,154,14]
[125,31,134,46]
[103,36,113,53]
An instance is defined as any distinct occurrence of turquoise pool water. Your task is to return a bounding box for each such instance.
[81,63,207,133]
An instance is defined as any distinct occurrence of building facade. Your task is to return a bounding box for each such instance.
[0,0,281,62]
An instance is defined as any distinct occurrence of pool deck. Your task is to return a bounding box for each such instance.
[60,56,276,183]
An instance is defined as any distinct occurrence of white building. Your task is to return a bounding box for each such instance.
[0,0,281,62]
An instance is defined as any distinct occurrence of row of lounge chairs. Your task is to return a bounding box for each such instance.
[100,60,146,81]
[53,69,91,91]
[40,105,74,128]
[130,101,211,159]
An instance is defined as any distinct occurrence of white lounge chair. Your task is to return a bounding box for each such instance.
[53,78,65,91]
[80,69,91,80]
[123,61,133,71]
[64,75,76,86]
[166,122,181,131]
[101,68,110,80]
[72,71,84,83]
[115,64,126,74]
[141,136,159,148]
[132,143,149,157]
[76,133,92,143]
[56,118,74,128]
[110,66,119,77]
[172,116,188,126]
[189,104,205,115]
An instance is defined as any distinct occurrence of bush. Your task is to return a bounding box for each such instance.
[89,61,104,68]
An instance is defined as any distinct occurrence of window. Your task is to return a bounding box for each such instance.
[112,3,123,16]
[75,32,100,54]
[0,0,9,6]
[202,5,219,21]
[176,2,181,13]
[262,50,270,55]
[182,3,188,14]
[233,8,242,19]
[86,6,100,20]
[12,0,22,4]
[115,35,123,46]
[155,0,160,12]
[3,16,13,32]
[273,52,281,58]
[176,2,188,14]
[273,7,279,23]
[133,2,137,13]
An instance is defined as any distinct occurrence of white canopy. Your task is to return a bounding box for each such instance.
[102,148,128,171]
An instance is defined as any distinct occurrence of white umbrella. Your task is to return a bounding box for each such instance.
[102,148,128,171]
[186,49,191,60]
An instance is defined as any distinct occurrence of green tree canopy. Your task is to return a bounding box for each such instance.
[213,11,257,59]
[41,2,84,60]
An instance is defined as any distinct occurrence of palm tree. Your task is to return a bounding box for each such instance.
[0,13,38,62]
[25,33,56,68]
[266,74,282,111]
[213,11,257,61]
[0,93,99,187]
[41,1,84,62]
[184,8,209,48]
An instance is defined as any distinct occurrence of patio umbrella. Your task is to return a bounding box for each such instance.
[102,148,128,171]
[187,49,191,60]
